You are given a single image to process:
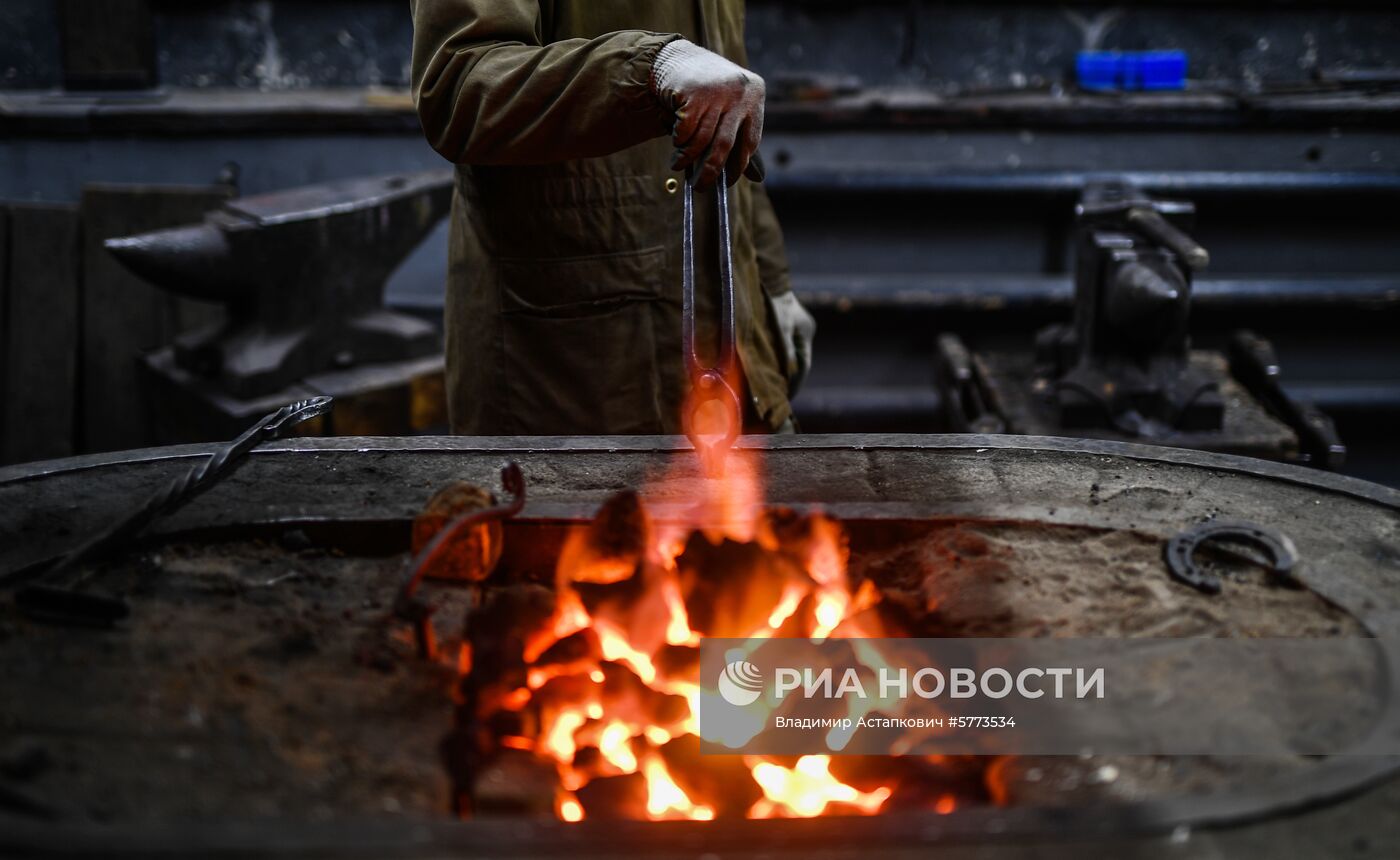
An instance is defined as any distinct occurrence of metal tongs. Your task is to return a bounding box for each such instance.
[682,166,742,478]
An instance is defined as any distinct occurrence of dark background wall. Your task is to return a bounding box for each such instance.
[1,0,1399,484]
[4,1,1400,93]
[5,1,1400,301]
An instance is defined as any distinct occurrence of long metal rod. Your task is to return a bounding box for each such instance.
[2,396,333,589]
[682,167,697,369]
[715,171,737,369]
[681,168,736,373]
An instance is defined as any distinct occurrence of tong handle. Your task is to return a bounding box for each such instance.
[681,168,736,370]
[681,168,742,476]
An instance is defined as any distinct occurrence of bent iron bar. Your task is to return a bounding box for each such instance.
[682,166,742,478]
[394,462,527,659]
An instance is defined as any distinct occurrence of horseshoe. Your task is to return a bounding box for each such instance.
[1164,520,1300,595]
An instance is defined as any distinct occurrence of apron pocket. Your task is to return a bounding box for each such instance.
[498,247,668,435]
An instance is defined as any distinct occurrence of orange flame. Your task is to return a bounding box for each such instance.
[748,756,892,818]
[476,421,924,822]
[643,754,715,821]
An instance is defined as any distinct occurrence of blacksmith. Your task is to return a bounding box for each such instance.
[410,0,815,435]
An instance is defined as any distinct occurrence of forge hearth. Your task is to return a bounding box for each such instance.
[1,436,1398,858]
[438,482,1373,824]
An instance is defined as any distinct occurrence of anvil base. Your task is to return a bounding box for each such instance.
[141,348,447,443]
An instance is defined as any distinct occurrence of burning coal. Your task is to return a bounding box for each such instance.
[445,451,988,820]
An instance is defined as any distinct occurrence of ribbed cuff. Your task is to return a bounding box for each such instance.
[649,38,706,102]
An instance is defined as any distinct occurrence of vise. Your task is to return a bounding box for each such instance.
[938,181,1344,467]
[107,170,451,400]
[1036,182,1221,436]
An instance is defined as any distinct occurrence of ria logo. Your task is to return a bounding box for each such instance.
[718,651,765,706]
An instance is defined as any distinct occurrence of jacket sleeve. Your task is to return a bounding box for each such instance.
[751,184,794,297]
[410,0,681,164]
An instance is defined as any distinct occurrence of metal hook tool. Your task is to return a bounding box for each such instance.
[394,462,526,659]
[6,396,333,624]
[682,167,742,478]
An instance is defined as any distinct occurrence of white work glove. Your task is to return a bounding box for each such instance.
[651,39,766,190]
[769,292,816,396]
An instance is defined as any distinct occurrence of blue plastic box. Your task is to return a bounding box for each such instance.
[1076,50,1187,92]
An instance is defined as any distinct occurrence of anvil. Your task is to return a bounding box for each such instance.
[106,170,452,398]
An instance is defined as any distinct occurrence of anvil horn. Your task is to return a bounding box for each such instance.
[105,223,240,303]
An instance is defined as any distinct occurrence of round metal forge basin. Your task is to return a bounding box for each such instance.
[1,434,1399,859]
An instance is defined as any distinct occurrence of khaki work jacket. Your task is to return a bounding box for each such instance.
[410,0,795,434]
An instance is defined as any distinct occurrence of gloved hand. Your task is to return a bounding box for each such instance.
[769,292,816,396]
[651,39,766,189]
